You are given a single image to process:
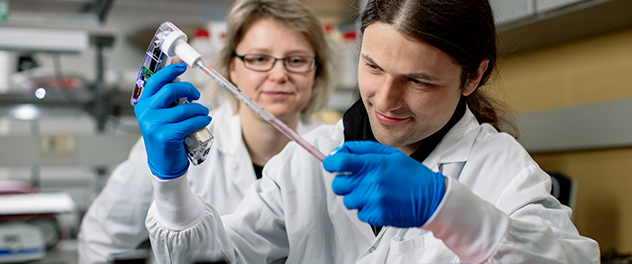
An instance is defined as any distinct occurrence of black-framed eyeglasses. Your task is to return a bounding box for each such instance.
[234,53,316,73]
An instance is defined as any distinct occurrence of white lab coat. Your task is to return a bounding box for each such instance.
[77,103,320,264]
[146,107,601,264]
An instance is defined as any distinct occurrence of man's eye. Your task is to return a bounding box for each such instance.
[366,63,379,71]
[408,78,430,87]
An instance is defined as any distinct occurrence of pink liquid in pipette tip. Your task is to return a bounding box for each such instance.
[270,118,326,161]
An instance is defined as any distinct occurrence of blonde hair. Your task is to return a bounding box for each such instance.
[205,0,334,119]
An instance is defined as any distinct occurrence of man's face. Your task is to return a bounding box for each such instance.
[358,22,473,155]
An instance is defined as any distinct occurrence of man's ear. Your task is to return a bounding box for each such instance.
[462,59,489,96]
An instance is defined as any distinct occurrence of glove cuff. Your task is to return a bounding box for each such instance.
[426,171,447,223]
[148,160,189,180]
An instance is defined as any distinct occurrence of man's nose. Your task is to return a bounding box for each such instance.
[373,76,404,112]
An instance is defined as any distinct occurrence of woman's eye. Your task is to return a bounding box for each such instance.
[253,56,268,62]
[288,57,307,65]
[246,56,269,64]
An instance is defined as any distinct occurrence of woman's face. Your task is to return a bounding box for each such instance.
[358,22,483,155]
[230,18,316,120]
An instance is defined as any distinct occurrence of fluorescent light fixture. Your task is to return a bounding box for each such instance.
[0,27,89,53]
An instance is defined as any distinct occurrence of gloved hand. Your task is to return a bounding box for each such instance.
[323,141,446,228]
[134,63,211,180]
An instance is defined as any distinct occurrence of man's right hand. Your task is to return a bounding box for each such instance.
[134,63,211,180]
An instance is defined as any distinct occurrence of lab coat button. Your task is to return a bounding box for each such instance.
[369,246,376,253]
[232,163,239,170]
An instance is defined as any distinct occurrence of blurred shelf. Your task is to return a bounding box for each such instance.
[0,88,135,117]
[499,0,632,54]
[8,0,114,24]
[0,90,93,105]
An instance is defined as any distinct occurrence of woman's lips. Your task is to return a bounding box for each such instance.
[374,110,410,125]
[262,91,292,100]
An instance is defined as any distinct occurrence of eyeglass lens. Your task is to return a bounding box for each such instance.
[241,54,315,73]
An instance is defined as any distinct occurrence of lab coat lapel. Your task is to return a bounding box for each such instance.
[424,107,479,179]
[213,104,257,196]
[335,192,377,242]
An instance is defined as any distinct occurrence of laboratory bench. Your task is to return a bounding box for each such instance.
[31,240,78,264]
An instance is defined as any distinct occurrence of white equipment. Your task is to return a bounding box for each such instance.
[0,222,45,263]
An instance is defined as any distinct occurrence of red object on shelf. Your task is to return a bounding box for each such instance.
[323,24,333,34]
[343,30,357,41]
[0,180,38,195]
[193,27,210,38]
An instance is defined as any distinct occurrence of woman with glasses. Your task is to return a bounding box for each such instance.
[77,0,333,263]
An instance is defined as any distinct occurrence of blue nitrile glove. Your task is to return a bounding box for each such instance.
[134,63,211,180]
[323,141,446,228]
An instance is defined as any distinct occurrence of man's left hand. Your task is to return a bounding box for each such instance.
[323,141,446,228]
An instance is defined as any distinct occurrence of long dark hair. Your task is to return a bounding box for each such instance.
[360,0,517,136]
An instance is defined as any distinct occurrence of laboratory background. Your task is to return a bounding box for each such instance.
[0,0,630,263]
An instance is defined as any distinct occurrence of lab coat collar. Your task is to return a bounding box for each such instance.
[422,106,480,172]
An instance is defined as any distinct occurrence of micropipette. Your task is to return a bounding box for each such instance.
[131,22,213,165]
[147,21,326,162]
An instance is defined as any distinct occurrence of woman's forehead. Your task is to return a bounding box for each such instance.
[237,18,314,54]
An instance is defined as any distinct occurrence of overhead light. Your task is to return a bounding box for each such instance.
[35,88,46,99]
[11,104,40,120]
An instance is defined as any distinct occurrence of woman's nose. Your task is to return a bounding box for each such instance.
[268,60,289,82]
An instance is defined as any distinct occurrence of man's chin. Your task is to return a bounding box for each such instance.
[374,133,404,148]
[374,129,424,153]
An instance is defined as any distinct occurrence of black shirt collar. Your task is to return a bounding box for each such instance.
[342,98,466,163]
